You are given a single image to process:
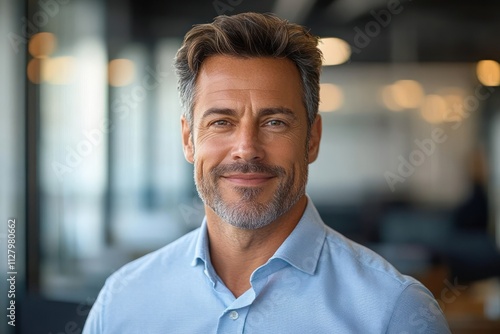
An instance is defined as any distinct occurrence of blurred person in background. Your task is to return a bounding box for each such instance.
[83,12,450,333]
[448,146,500,283]
[453,147,489,232]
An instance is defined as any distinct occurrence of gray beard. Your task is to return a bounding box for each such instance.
[194,161,307,230]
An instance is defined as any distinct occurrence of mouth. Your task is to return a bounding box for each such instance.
[221,173,275,186]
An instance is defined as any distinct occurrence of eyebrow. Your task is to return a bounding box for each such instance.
[200,107,297,120]
[258,107,297,120]
[201,108,236,120]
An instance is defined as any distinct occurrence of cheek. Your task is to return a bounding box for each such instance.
[273,136,307,161]
[279,140,309,176]
[271,147,307,180]
[194,136,231,170]
[195,129,232,151]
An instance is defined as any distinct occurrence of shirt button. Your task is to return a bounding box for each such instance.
[229,311,239,320]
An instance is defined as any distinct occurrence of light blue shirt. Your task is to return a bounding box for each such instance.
[83,198,450,333]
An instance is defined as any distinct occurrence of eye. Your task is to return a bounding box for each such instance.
[265,119,286,127]
[210,120,230,127]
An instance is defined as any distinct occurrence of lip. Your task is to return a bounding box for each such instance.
[221,173,275,186]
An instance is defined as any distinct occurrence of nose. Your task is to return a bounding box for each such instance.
[230,123,265,162]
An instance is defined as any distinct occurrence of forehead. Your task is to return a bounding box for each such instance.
[193,55,304,114]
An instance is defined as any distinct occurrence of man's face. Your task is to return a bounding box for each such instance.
[181,56,321,229]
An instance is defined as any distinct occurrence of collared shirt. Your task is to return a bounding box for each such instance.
[83,198,450,333]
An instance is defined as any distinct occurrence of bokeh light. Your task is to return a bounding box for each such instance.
[319,83,344,112]
[43,57,77,85]
[27,58,43,84]
[476,60,500,86]
[318,38,351,66]
[391,80,424,109]
[108,59,135,87]
[28,32,57,59]
[420,94,448,124]
[381,84,404,112]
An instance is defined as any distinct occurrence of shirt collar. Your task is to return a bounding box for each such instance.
[191,196,326,276]
[191,216,209,267]
[271,196,326,275]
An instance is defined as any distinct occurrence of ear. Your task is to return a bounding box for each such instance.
[181,116,194,164]
[308,114,322,163]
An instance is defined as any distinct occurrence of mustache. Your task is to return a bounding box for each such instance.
[211,162,286,177]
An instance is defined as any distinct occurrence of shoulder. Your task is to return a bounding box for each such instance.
[322,225,415,286]
[83,228,203,334]
[386,283,451,333]
[320,226,450,333]
[106,227,200,287]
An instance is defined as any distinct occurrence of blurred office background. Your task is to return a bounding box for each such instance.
[1,0,500,332]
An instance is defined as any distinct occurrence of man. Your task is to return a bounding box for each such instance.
[84,12,450,333]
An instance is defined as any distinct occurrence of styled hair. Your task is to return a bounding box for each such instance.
[174,12,322,129]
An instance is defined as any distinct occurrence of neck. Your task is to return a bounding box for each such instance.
[206,195,307,298]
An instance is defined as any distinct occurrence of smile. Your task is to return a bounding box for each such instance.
[221,173,275,186]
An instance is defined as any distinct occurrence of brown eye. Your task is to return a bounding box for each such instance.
[266,120,285,127]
